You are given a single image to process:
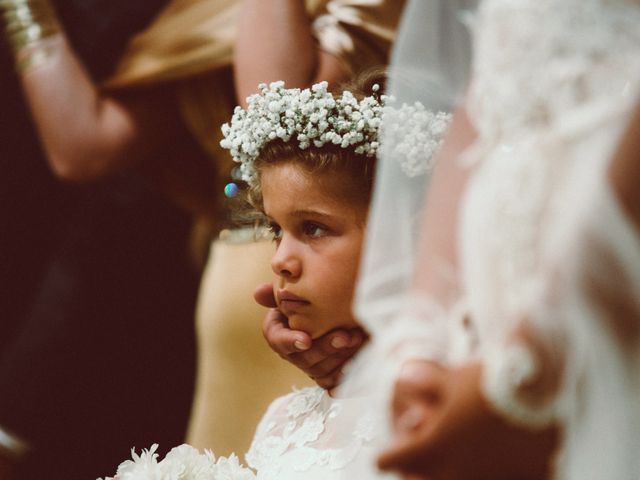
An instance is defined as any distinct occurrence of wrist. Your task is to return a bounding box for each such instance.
[1,0,61,72]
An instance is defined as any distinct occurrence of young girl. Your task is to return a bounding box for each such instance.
[219,76,451,480]
[97,74,449,480]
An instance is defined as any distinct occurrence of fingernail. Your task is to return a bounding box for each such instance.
[331,337,348,349]
[294,340,309,351]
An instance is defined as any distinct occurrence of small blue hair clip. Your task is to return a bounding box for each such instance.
[224,182,240,198]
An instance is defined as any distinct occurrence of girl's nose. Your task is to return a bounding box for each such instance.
[271,236,302,279]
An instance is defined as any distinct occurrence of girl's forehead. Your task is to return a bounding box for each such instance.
[262,163,342,200]
[261,163,368,219]
[262,162,363,202]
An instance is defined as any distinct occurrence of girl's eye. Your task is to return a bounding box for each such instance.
[267,222,282,240]
[303,222,328,238]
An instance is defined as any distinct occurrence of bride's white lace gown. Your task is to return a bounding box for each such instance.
[348,0,640,478]
[246,386,394,480]
[458,0,640,477]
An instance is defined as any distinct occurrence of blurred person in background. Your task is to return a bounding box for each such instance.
[0,0,199,478]
[0,0,406,466]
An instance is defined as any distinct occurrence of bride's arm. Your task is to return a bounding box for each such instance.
[234,0,348,104]
[3,1,178,182]
[412,105,476,303]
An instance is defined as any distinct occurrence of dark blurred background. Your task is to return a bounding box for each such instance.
[0,1,199,477]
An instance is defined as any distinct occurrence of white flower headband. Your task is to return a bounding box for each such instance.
[220,81,451,189]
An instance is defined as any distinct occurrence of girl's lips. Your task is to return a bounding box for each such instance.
[278,290,309,303]
[277,290,310,312]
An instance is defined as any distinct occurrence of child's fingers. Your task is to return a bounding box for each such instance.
[261,310,366,388]
[301,347,361,387]
[324,327,367,352]
[288,328,366,369]
[262,308,312,355]
[302,350,353,377]
[254,282,277,308]
[279,329,366,389]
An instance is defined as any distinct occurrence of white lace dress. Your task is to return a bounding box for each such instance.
[459,0,640,477]
[246,386,395,480]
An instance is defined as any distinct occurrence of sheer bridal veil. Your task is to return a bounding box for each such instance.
[354,0,476,353]
[336,0,478,469]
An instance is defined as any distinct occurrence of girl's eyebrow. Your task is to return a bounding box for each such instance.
[291,209,334,219]
[263,209,337,222]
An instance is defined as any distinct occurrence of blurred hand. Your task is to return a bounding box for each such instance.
[378,359,558,480]
[255,283,366,390]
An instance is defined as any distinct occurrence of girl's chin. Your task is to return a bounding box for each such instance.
[287,318,320,338]
[287,315,329,339]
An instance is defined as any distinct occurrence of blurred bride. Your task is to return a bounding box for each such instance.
[340,0,640,478]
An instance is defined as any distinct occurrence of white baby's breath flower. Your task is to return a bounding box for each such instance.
[111,444,161,480]
[99,444,256,480]
[212,453,257,480]
[381,104,452,177]
[159,444,217,479]
[219,80,451,186]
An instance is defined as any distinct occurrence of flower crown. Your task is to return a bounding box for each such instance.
[220,81,451,187]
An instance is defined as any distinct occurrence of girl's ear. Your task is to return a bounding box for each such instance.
[608,100,640,229]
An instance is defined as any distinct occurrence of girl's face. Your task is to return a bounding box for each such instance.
[261,162,367,339]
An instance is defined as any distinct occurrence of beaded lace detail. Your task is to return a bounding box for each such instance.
[246,387,385,480]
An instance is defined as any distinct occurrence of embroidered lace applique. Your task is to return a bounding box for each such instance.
[246,387,382,480]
